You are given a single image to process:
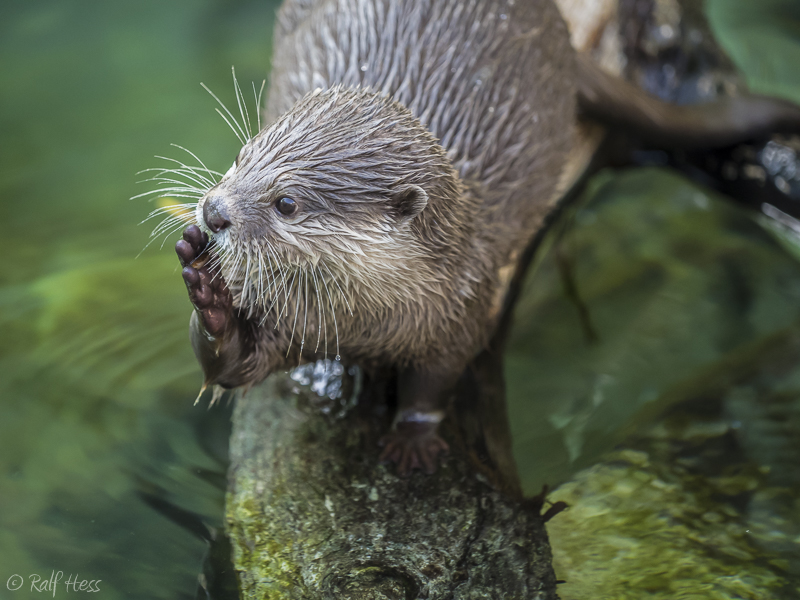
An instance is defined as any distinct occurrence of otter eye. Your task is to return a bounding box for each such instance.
[276,197,297,217]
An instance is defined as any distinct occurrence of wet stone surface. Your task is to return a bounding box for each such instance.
[226,371,558,599]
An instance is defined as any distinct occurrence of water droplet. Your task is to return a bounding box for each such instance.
[360,63,368,72]
[335,354,341,361]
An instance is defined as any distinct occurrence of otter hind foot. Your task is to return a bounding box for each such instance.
[176,224,232,336]
[379,420,449,476]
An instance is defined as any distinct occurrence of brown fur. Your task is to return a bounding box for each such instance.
[194,0,576,384]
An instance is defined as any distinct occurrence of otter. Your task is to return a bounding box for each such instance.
[176,0,575,475]
[172,0,800,475]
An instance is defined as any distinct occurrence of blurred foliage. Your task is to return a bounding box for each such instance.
[707,0,800,103]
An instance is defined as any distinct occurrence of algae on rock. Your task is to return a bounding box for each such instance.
[226,367,558,599]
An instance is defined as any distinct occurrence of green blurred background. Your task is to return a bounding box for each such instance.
[0,1,281,598]
[1,0,800,598]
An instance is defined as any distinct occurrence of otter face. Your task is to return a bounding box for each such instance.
[195,86,461,321]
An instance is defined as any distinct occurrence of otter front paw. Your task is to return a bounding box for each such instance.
[379,421,450,476]
[176,225,232,336]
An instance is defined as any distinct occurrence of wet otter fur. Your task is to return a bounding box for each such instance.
[177,0,575,474]
[199,86,493,377]
[173,0,800,475]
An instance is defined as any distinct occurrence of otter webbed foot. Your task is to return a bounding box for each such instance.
[379,417,449,476]
[177,225,261,390]
[380,367,456,475]
[176,225,232,336]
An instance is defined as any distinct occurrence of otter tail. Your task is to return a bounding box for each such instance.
[576,53,800,150]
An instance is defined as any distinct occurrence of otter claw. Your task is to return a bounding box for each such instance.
[176,225,232,337]
[182,224,206,248]
[182,266,199,286]
[379,423,449,476]
[202,307,229,335]
[176,239,196,266]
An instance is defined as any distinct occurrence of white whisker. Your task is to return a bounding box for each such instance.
[217,108,246,145]
[253,80,266,132]
[300,268,309,361]
[321,261,354,316]
[130,187,203,201]
[232,66,253,140]
[166,146,222,186]
[266,241,290,318]
[141,167,212,191]
[201,83,249,145]
[286,268,301,356]
[241,248,254,318]
[135,177,205,194]
[140,204,197,224]
[310,265,325,355]
[317,265,340,358]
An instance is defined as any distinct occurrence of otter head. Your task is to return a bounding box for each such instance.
[196,86,473,320]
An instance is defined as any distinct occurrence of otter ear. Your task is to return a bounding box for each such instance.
[390,184,428,222]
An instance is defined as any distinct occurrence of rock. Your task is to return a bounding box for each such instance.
[226,366,558,599]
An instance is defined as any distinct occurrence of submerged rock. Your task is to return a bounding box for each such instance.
[545,314,800,598]
[548,450,787,600]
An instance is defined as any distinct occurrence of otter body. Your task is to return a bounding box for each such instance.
[176,0,576,474]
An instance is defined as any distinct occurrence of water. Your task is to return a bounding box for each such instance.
[0,1,278,598]
[508,169,800,598]
[1,1,799,599]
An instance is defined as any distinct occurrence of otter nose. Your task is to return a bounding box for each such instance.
[203,197,231,233]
